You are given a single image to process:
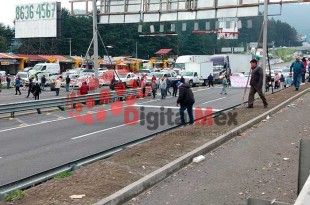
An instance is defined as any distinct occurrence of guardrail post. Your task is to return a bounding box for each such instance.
[11,112,14,118]
[57,106,65,111]
[37,109,41,114]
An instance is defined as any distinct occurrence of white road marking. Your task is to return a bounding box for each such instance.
[133,104,221,112]
[15,118,29,126]
[0,118,72,133]
[134,105,180,109]
[71,120,142,140]
[201,97,226,104]
[137,96,173,104]
[48,113,64,119]
[137,88,210,105]
[0,104,132,133]
[192,88,210,93]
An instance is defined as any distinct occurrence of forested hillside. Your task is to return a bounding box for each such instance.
[0,8,299,59]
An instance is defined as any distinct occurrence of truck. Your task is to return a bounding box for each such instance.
[174,55,212,70]
[179,62,214,87]
[209,54,253,81]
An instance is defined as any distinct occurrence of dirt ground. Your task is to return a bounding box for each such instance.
[1,85,309,205]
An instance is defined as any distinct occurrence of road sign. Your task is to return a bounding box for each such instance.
[233,47,245,52]
[221,47,232,52]
[249,42,258,48]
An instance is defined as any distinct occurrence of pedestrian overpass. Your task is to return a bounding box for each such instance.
[70,0,309,24]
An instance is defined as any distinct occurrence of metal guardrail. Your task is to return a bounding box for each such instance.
[0,87,145,118]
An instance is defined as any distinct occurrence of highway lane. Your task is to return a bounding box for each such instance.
[0,86,250,186]
[0,87,74,105]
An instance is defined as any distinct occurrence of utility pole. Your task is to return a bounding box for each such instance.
[135,42,138,58]
[262,0,268,92]
[93,0,99,78]
[67,38,72,56]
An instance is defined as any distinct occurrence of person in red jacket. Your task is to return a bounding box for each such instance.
[80,82,90,95]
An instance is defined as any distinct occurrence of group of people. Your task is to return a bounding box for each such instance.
[1,56,308,125]
[1,74,75,99]
[290,56,310,91]
[265,72,286,92]
[247,55,310,108]
[11,76,42,100]
[151,75,182,99]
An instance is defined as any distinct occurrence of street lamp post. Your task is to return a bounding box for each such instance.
[135,41,138,59]
[262,0,268,92]
[92,0,98,79]
[66,38,72,56]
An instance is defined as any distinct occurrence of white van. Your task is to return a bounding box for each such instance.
[29,63,60,76]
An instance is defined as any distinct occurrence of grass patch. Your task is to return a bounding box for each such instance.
[5,189,25,201]
[54,171,72,179]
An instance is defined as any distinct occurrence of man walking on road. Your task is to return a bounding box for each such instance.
[65,75,71,92]
[15,76,22,95]
[248,59,268,108]
[177,78,195,125]
[41,75,46,91]
[26,78,34,98]
[6,75,11,89]
[290,56,304,91]
[54,76,62,96]
[207,73,214,87]
[33,81,41,100]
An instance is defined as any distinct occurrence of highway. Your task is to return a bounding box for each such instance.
[0,85,250,186]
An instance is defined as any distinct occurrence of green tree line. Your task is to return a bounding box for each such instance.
[0,8,298,59]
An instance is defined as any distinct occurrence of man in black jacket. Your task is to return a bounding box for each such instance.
[248,59,268,108]
[207,73,214,87]
[41,75,46,91]
[65,75,71,92]
[26,78,34,98]
[177,78,195,125]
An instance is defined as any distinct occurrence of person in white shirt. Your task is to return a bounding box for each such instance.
[54,76,62,96]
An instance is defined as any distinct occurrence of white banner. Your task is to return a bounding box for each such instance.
[230,76,250,88]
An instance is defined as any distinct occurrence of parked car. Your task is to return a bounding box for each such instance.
[149,71,177,84]
[79,69,94,76]
[29,63,60,76]
[46,73,62,86]
[61,74,79,87]
[15,71,30,86]
[116,72,138,87]
[136,69,151,74]
[23,67,33,72]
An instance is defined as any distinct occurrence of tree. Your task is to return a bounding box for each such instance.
[0,23,14,52]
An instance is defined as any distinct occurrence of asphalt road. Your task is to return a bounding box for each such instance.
[0,60,292,186]
[0,85,252,186]
[0,86,79,105]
